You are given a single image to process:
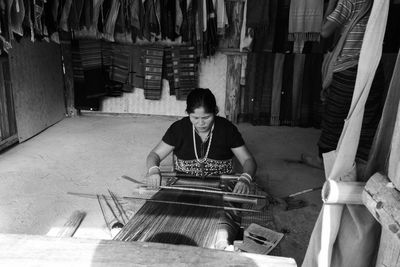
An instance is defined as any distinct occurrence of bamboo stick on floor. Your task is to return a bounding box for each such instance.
[56,210,86,237]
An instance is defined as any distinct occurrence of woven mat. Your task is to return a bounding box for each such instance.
[240,183,282,256]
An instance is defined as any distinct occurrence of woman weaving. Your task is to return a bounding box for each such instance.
[145,88,257,248]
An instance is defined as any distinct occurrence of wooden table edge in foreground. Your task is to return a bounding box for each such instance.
[0,233,297,266]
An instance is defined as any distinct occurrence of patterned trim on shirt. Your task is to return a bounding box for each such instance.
[175,158,233,176]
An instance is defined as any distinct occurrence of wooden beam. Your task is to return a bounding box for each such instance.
[225,55,242,123]
[362,173,400,238]
[0,233,297,266]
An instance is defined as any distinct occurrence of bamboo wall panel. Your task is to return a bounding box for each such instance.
[102,53,227,118]
[9,39,65,142]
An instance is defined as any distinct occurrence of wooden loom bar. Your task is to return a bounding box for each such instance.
[161,172,241,180]
[0,233,297,266]
[68,192,261,212]
[158,185,266,199]
[122,195,261,213]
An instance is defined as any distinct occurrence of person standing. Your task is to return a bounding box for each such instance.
[301,0,384,170]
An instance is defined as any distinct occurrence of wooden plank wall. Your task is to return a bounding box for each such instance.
[9,39,66,142]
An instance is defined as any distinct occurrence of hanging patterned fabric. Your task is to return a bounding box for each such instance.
[288,0,323,53]
[162,46,175,95]
[270,53,285,126]
[279,54,294,126]
[175,46,197,100]
[252,0,278,53]
[130,0,144,40]
[103,0,120,42]
[79,0,92,32]
[33,0,45,38]
[301,53,323,127]
[114,0,133,43]
[22,0,34,41]
[0,0,11,52]
[129,45,144,88]
[244,52,275,125]
[59,0,72,32]
[273,0,292,53]
[160,0,175,40]
[143,45,163,100]
[109,43,131,95]
[68,0,84,31]
[203,0,218,57]
[87,0,104,38]
[10,0,25,37]
[71,40,101,110]
[143,0,160,41]
[79,39,108,101]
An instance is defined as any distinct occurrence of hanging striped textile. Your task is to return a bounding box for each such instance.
[162,46,175,95]
[279,54,294,126]
[291,54,306,126]
[143,46,164,100]
[110,43,130,85]
[175,46,198,100]
[129,45,144,88]
[270,53,285,126]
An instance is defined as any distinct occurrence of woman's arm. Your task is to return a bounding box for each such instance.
[146,141,174,187]
[231,145,257,194]
[231,145,257,177]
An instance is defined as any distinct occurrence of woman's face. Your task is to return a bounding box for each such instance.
[189,107,215,133]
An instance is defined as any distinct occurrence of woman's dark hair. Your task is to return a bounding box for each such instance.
[186,88,219,115]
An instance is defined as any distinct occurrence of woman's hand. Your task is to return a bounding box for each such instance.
[233,180,250,194]
[146,167,161,188]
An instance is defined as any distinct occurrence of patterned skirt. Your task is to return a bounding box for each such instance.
[318,65,384,161]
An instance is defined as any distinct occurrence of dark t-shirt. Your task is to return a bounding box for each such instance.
[162,116,245,160]
[162,116,245,176]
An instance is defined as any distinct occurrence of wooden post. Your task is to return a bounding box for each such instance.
[60,33,77,117]
[363,172,400,266]
[225,55,242,123]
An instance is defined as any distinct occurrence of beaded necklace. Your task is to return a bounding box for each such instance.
[192,123,214,164]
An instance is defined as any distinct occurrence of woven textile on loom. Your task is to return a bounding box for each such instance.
[113,190,224,248]
[143,46,164,100]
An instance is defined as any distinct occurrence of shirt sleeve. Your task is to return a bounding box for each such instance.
[327,0,353,26]
[229,123,245,148]
[162,122,179,147]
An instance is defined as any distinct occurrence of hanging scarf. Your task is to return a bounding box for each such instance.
[288,0,323,53]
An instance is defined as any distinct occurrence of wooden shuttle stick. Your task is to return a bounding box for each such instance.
[159,185,266,199]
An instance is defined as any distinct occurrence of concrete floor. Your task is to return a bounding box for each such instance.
[0,114,325,265]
